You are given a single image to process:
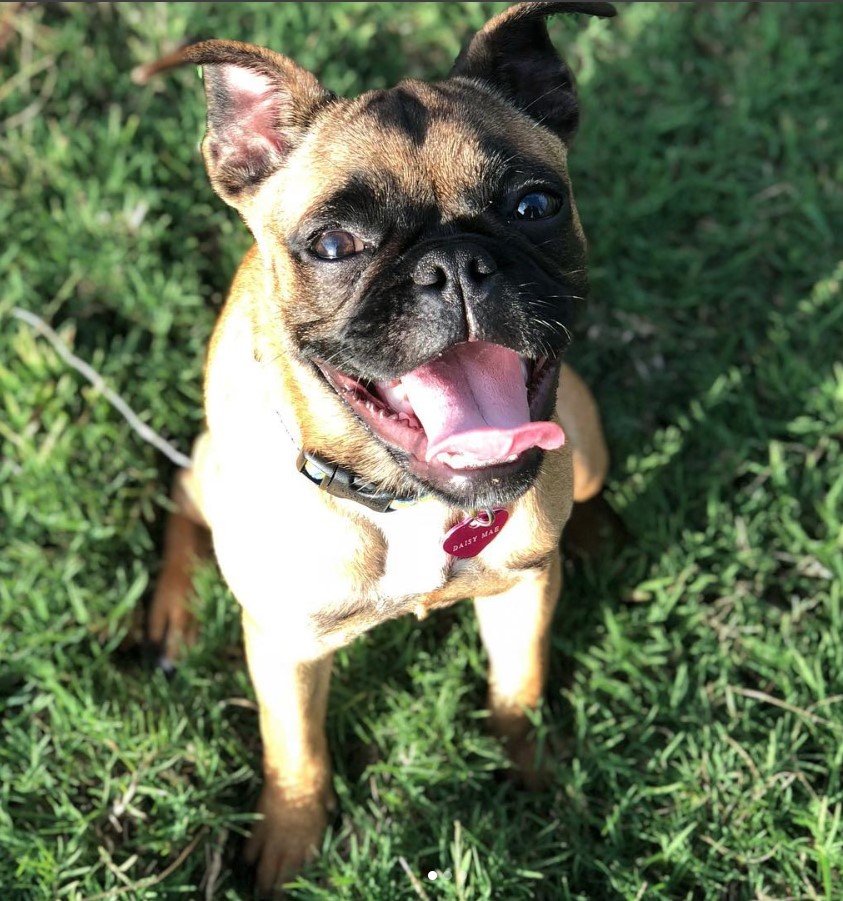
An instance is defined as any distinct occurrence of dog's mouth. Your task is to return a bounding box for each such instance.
[315,342,564,493]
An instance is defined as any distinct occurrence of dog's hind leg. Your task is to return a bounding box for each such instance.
[147,435,212,670]
[557,363,609,504]
[557,364,628,559]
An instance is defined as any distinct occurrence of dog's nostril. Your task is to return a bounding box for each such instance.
[413,261,448,288]
[470,254,497,279]
[412,246,496,291]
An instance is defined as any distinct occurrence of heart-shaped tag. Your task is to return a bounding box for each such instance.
[442,508,509,558]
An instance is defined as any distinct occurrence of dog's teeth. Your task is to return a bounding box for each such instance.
[520,358,529,383]
[376,379,414,415]
[436,451,520,470]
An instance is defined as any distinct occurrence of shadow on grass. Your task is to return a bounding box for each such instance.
[308,6,842,898]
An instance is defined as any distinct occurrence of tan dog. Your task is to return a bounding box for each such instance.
[142,1,614,892]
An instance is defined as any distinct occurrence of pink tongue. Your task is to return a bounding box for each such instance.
[381,342,564,469]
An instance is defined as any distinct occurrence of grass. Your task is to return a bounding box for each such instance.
[1,1,842,898]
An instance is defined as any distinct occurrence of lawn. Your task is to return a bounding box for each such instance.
[1,2,842,899]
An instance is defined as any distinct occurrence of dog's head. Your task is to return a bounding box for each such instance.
[180,1,615,509]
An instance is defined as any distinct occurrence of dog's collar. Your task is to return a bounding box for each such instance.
[298,450,511,560]
[296,449,423,513]
[275,410,424,512]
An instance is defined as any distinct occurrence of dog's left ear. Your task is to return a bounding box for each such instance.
[452,1,616,141]
[134,39,333,207]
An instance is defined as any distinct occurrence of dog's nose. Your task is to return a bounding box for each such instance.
[411,244,498,293]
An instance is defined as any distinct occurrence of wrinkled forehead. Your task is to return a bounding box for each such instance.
[276,79,569,226]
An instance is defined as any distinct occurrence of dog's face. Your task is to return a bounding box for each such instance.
[185,1,615,508]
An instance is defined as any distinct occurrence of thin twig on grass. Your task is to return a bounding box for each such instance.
[203,829,228,901]
[398,856,431,901]
[10,307,192,468]
[732,686,842,731]
[82,827,208,901]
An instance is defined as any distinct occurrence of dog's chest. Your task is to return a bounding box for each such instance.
[302,501,518,649]
[370,503,456,601]
[355,502,518,615]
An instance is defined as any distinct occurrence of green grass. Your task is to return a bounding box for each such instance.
[1,2,842,898]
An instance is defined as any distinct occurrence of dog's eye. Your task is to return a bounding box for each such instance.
[513,191,562,221]
[311,230,365,260]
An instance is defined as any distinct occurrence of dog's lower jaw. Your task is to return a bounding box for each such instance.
[315,352,564,510]
[402,446,545,510]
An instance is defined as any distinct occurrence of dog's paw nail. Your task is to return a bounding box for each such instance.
[157,656,177,679]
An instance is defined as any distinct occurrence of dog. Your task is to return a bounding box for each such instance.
[140,1,614,892]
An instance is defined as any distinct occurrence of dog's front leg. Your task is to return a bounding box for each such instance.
[241,612,336,892]
[473,552,562,787]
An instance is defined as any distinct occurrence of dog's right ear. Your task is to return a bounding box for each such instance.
[452,2,615,142]
[135,40,333,207]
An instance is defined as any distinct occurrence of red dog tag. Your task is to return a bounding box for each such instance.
[442,508,509,558]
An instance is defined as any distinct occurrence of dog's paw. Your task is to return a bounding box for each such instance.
[504,732,557,790]
[144,603,198,675]
[488,710,559,790]
[144,579,199,674]
[244,784,337,895]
